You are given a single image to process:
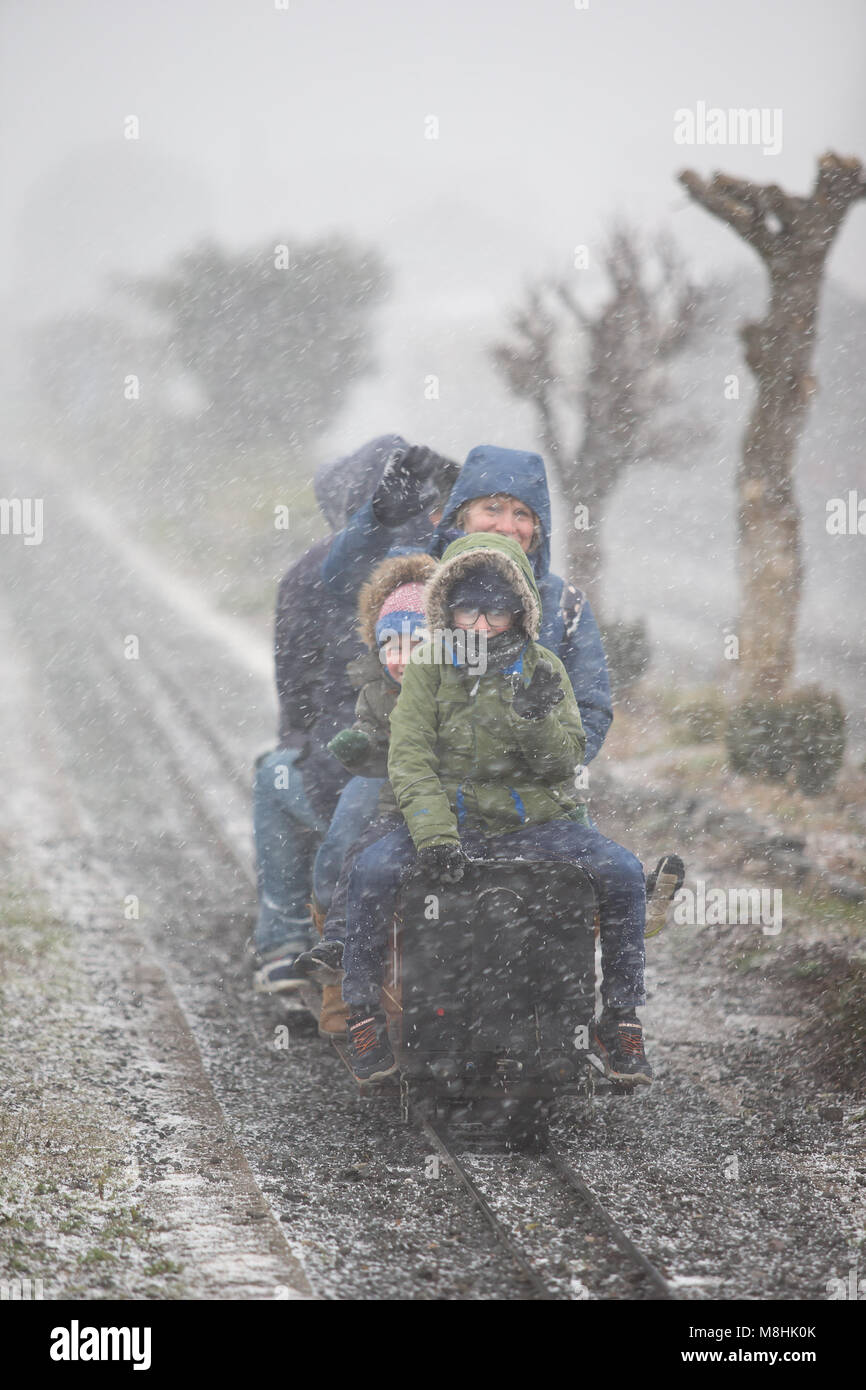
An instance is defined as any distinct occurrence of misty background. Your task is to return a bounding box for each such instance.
[1,0,864,742]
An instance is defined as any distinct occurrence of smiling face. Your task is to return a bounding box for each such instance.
[458,494,537,553]
[382,635,423,684]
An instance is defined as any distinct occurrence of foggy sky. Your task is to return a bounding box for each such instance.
[2,0,865,330]
[1,1,863,739]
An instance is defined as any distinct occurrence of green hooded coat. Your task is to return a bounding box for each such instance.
[387,533,586,848]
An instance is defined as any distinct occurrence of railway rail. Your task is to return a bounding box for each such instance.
[415,1110,677,1301]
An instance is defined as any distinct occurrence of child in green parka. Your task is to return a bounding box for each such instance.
[340,532,653,1087]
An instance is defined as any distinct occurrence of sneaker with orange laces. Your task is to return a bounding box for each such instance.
[346,1010,398,1083]
[592,1009,653,1087]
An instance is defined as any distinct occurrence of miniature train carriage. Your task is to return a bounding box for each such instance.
[385,859,599,1144]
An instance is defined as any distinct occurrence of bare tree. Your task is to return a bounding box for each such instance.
[680,152,866,700]
[490,226,706,608]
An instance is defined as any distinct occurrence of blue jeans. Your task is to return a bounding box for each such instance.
[322,812,401,944]
[342,819,646,1010]
[312,775,386,913]
[252,753,385,957]
[253,749,322,957]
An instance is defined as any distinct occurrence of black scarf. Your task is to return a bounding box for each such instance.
[473,629,527,674]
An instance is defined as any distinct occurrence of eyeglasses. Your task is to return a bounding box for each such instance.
[450,606,516,629]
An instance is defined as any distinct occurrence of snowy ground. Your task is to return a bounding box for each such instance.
[1,468,864,1301]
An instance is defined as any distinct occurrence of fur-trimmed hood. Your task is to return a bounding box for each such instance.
[357,550,438,650]
[424,533,541,640]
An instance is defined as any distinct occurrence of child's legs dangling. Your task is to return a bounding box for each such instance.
[342,822,417,1008]
[323,814,402,944]
[483,820,646,1011]
[312,774,386,917]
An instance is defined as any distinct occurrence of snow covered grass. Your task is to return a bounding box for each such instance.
[608,682,866,843]
[595,683,866,1097]
[0,870,189,1300]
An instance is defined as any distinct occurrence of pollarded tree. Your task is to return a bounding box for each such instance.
[679,152,866,700]
[490,225,707,608]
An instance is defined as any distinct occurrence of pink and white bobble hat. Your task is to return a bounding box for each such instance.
[374,582,428,647]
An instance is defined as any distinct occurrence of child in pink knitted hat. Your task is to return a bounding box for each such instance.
[294,552,436,1012]
[374,578,430,685]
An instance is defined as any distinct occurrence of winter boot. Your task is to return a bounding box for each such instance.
[295,940,344,987]
[592,1009,653,1086]
[644,854,685,939]
[252,944,305,995]
[345,1009,398,1082]
[318,982,349,1038]
[310,896,327,938]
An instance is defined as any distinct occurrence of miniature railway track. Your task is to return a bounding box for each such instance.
[117,632,678,1300]
[92,628,258,890]
[546,1143,676,1299]
[415,1110,557,1300]
[416,1110,677,1301]
[145,647,258,805]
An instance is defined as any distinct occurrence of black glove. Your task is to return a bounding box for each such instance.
[371,445,440,527]
[511,659,565,721]
[416,842,465,884]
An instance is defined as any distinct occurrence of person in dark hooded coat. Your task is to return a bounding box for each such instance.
[252,435,457,993]
[321,443,613,765]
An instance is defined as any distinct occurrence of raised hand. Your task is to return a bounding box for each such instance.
[371,445,440,526]
[511,659,565,721]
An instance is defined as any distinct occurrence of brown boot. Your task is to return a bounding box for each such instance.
[318,982,349,1038]
[309,896,327,938]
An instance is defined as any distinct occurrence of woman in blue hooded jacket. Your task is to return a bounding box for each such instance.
[322,443,613,764]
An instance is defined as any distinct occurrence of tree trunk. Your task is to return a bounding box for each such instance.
[680,154,865,699]
[735,266,819,698]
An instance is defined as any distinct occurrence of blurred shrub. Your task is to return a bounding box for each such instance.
[786,686,846,796]
[669,686,728,744]
[601,618,651,697]
[726,686,846,794]
[727,698,796,780]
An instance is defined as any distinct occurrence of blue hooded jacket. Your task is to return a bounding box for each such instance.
[322,443,613,761]
[429,444,553,578]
